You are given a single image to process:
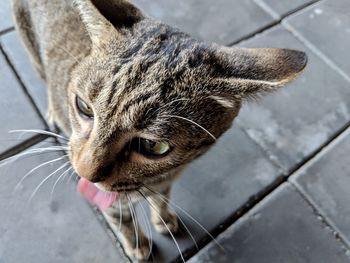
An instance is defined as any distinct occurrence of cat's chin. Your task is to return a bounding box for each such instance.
[95,181,142,193]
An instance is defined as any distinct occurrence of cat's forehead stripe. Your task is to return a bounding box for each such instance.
[120,91,159,115]
[80,21,223,141]
[119,25,166,59]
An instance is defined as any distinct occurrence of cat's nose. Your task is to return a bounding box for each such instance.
[76,161,114,183]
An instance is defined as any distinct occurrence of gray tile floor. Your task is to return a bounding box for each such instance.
[1,0,350,262]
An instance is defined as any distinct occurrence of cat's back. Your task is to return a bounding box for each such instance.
[17,0,82,39]
[13,0,90,70]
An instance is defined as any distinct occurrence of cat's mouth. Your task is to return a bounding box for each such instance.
[77,178,119,211]
[77,178,142,210]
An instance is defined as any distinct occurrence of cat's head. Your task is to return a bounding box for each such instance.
[68,0,307,192]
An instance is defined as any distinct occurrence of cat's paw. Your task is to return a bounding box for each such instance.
[152,211,178,235]
[123,240,151,261]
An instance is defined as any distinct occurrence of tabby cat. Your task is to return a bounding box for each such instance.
[12,0,307,260]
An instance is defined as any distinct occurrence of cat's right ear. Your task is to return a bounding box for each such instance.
[74,0,144,46]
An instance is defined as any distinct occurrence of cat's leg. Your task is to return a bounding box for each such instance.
[103,200,151,261]
[13,0,60,134]
[148,186,179,234]
[46,88,58,130]
[46,84,72,135]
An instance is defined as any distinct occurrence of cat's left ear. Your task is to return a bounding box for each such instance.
[74,0,144,46]
[204,47,307,99]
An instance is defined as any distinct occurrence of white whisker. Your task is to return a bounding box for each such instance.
[150,191,198,249]
[1,146,68,169]
[14,154,68,191]
[127,194,139,257]
[57,45,79,63]
[137,197,153,259]
[67,168,77,183]
[50,166,73,199]
[29,161,70,202]
[154,98,190,115]
[139,190,185,263]
[143,185,224,251]
[118,198,123,230]
[20,23,80,63]
[64,169,76,183]
[9,129,69,141]
[162,114,216,141]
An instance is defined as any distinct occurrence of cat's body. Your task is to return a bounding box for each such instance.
[12,0,307,260]
[13,0,90,133]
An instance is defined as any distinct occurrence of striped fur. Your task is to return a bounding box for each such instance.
[13,0,307,260]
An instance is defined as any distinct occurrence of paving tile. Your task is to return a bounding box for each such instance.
[285,0,350,77]
[0,0,13,32]
[188,184,350,263]
[291,128,350,245]
[255,0,317,18]
[131,0,275,45]
[0,51,45,154]
[236,26,350,172]
[1,31,48,116]
[131,126,282,262]
[0,141,127,263]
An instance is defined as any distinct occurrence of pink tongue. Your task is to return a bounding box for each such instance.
[77,178,118,211]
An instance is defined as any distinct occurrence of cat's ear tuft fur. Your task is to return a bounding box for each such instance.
[210,47,307,99]
[74,0,144,45]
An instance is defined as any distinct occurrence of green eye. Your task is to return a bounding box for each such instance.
[76,96,94,118]
[143,140,170,155]
[130,138,171,158]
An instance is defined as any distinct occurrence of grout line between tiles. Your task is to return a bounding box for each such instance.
[0,45,48,125]
[0,27,14,36]
[283,21,350,83]
[291,181,350,251]
[228,0,322,47]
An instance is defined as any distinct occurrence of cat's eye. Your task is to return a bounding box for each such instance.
[130,138,171,158]
[76,96,94,119]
